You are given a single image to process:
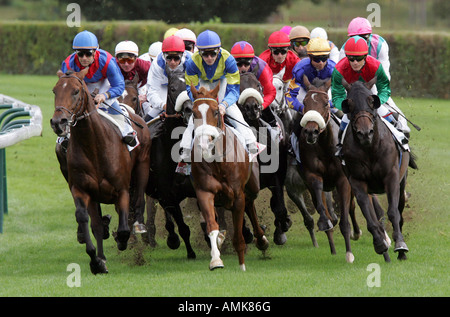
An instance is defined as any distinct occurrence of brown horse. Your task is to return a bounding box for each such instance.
[50,68,151,274]
[295,76,355,262]
[189,84,269,271]
[341,78,416,261]
[117,73,144,117]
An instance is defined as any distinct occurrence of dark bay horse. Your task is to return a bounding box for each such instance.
[190,84,269,271]
[50,68,151,274]
[145,67,196,259]
[295,76,355,262]
[237,72,292,245]
[340,79,417,261]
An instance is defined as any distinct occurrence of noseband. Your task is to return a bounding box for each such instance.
[54,74,96,126]
[352,111,375,131]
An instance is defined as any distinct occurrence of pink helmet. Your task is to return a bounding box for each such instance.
[347,17,372,36]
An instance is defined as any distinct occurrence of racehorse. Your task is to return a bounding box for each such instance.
[50,68,151,274]
[145,67,196,259]
[237,72,292,245]
[294,75,355,262]
[189,84,269,271]
[340,78,417,261]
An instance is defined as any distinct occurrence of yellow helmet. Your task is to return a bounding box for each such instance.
[306,37,331,56]
[164,27,179,39]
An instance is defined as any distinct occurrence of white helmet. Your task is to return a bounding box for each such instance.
[310,27,328,40]
[175,28,197,44]
[115,40,139,56]
[148,41,162,61]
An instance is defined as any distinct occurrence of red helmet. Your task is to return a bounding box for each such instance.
[344,36,368,56]
[231,41,255,58]
[268,31,290,48]
[162,35,185,53]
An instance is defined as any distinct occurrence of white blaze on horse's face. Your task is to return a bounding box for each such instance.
[194,103,221,160]
[121,90,128,99]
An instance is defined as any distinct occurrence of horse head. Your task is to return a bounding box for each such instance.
[270,74,286,115]
[50,67,91,137]
[191,84,222,159]
[118,73,143,117]
[300,75,331,144]
[166,67,187,115]
[237,72,264,122]
[341,77,380,146]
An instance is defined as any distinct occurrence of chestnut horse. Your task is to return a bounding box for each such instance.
[340,79,417,261]
[295,76,355,262]
[189,84,269,271]
[117,73,144,117]
[50,68,151,274]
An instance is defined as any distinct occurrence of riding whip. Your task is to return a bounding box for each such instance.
[98,101,144,129]
[385,102,421,131]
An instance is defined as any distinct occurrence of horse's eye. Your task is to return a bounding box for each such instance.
[73,89,80,95]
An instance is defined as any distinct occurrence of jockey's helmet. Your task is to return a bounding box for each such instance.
[148,41,162,60]
[289,26,310,41]
[231,41,255,58]
[164,27,179,39]
[306,38,331,56]
[347,17,372,36]
[115,41,139,57]
[310,27,328,40]
[72,30,98,50]
[162,35,185,53]
[280,25,292,36]
[196,30,221,50]
[267,31,290,48]
[344,36,368,56]
[175,28,197,44]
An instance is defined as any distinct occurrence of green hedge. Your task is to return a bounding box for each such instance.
[1,21,448,98]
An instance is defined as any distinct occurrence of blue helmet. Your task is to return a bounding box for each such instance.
[72,30,98,50]
[196,30,221,50]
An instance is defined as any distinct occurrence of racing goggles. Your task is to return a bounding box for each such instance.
[76,49,95,58]
[199,49,219,58]
[236,58,252,67]
[270,48,288,56]
[164,53,182,61]
[184,41,195,51]
[311,55,329,63]
[346,55,366,62]
[291,39,309,47]
[117,54,136,64]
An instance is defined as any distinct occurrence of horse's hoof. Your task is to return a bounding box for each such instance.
[167,233,181,250]
[133,222,147,234]
[209,258,224,270]
[256,235,269,251]
[187,251,196,260]
[115,230,130,251]
[350,229,362,240]
[318,219,333,232]
[374,239,389,255]
[90,259,108,275]
[397,251,408,261]
[345,252,355,263]
[383,251,391,263]
[394,241,409,253]
[273,228,287,245]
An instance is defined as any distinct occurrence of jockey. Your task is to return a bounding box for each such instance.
[310,27,340,63]
[139,41,162,63]
[259,31,300,83]
[286,37,337,114]
[331,36,408,155]
[175,28,197,53]
[115,40,151,112]
[289,25,310,59]
[231,41,281,137]
[61,30,137,146]
[339,17,410,134]
[145,35,192,121]
[179,30,258,161]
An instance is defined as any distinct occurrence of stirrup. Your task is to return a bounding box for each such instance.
[123,131,137,146]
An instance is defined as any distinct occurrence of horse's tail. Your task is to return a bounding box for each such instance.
[409,151,418,170]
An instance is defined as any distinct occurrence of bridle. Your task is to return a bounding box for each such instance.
[54,74,96,127]
[351,111,375,132]
[303,89,331,133]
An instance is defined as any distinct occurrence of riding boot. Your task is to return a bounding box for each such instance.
[335,129,344,158]
[123,130,138,147]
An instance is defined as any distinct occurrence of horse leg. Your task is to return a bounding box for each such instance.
[197,190,223,270]
[349,195,362,240]
[130,165,148,234]
[285,167,317,247]
[270,187,291,245]
[326,191,338,226]
[114,191,131,251]
[245,198,269,252]
[336,178,354,263]
[88,201,108,274]
[164,204,196,259]
[372,195,391,247]
[352,182,389,257]
[162,209,180,249]
[309,178,333,232]
[386,176,409,260]
[232,192,247,271]
[143,195,158,247]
